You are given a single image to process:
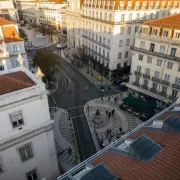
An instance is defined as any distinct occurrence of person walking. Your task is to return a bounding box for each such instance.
[106,110,108,117]
[108,111,111,118]
[101,97,103,102]
[108,96,110,102]
[68,113,71,120]
[112,109,115,116]
[108,86,111,91]
[114,97,117,103]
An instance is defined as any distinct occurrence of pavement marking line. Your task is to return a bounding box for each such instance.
[71,114,85,119]
[61,71,71,83]
[65,105,84,111]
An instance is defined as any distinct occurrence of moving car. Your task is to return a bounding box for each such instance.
[56,43,67,49]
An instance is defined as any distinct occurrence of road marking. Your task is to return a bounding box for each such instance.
[71,114,85,119]
[61,71,71,83]
[65,105,84,110]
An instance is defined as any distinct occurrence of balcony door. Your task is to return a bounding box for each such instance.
[170,48,177,57]
[150,43,155,52]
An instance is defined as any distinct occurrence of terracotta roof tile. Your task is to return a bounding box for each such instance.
[0,71,36,95]
[143,14,180,30]
[2,26,23,43]
[156,111,180,120]
[92,129,180,180]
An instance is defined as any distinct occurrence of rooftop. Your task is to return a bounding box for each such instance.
[143,14,180,30]
[57,101,180,180]
[0,17,16,26]
[0,71,36,95]
[1,26,23,43]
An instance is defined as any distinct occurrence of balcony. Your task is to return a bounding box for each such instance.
[172,84,180,90]
[143,74,150,79]
[133,82,140,87]
[161,80,170,86]
[150,88,157,94]
[158,92,167,97]
[169,95,177,100]
[141,85,149,90]
[134,71,141,76]
[152,77,160,82]
[131,46,180,62]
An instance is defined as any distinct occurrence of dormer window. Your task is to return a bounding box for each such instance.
[162,30,169,37]
[168,1,172,7]
[128,1,132,6]
[175,32,180,39]
[150,1,154,7]
[120,1,124,7]
[162,1,166,7]
[142,27,148,34]
[136,1,140,6]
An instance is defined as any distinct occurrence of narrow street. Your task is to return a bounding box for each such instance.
[48,56,103,161]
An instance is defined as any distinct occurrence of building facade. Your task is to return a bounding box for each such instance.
[0,18,29,69]
[0,0,19,22]
[0,65,59,180]
[38,0,68,30]
[128,14,180,104]
[67,0,180,80]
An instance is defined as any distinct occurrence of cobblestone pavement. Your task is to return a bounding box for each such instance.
[50,108,79,171]
[84,92,143,150]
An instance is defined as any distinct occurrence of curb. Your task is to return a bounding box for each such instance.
[34,38,58,49]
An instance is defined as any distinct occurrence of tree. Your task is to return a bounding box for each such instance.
[19,28,27,40]
[38,25,48,35]
[33,49,59,77]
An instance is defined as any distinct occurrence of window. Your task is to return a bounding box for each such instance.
[13,44,18,52]
[162,86,167,93]
[150,43,155,52]
[0,65,4,71]
[129,13,132,21]
[135,26,139,33]
[26,169,38,180]
[152,82,157,90]
[18,143,33,162]
[103,49,105,57]
[125,51,128,58]
[140,41,145,49]
[159,45,165,54]
[126,39,130,46]
[155,71,160,79]
[170,48,177,57]
[105,13,107,20]
[120,26,124,34]
[121,14,125,22]
[142,27,148,34]
[147,57,152,63]
[137,65,141,72]
[100,12,102,19]
[163,30,169,37]
[175,77,180,86]
[152,28,158,35]
[167,62,173,69]
[109,13,112,21]
[136,13,140,20]
[118,52,122,59]
[172,89,178,98]
[107,52,109,59]
[175,32,180,39]
[164,74,170,82]
[138,54,143,61]
[157,59,162,66]
[119,40,123,47]
[127,27,131,34]
[145,68,150,76]
[103,37,106,45]
[135,76,140,83]
[9,110,24,128]
[107,39,110,47]
[144,79,148,87]
[99,36,101,43]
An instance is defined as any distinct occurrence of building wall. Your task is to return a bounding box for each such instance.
[0,129,59,180]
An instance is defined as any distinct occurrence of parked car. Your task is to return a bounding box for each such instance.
[56,43,67,49]
[119,103,127,111]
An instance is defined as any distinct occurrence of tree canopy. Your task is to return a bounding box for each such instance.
[33,49,59,77]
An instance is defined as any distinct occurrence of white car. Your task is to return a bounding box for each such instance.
[56,44,66,49]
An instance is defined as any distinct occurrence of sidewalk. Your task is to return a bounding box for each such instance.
[21,26,57,48]
[51,108,80,171]
[84,92,143,151]
[61,49,111,86]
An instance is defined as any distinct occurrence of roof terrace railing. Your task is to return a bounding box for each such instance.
[57,102,176,180]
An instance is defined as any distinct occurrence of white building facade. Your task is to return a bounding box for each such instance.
[0,0,19,22]
[67,0,180,80]
[128,13,180,104]
[0,66,59,180]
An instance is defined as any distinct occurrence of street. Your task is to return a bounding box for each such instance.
[48,55,103,161]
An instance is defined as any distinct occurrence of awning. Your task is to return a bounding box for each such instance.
[122,95,157,115]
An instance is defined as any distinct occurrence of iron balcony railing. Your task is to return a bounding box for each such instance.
[152,77,160,82]
[57,102,177,180]
[133,81,140,87]
[161,80,170,86]
[134,71,141,76]
[150,88,157,94]
[141,85,149,90]
[172,84,180,90]
[131,46,180,62]
[143,74,150,79]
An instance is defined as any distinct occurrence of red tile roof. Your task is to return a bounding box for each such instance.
[92,129,180,180]
[143,14,180,30]
[0,17,16,26]
[0,71,36,95]
[156,111,180,120]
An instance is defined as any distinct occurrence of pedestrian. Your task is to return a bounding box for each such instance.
[109,137,111,143]
[112,109,115,116]
[106,110,108,116]
[114,97,117,103]
[108,86,111,91]
[107,129,109,135]
[109,128,112,134]
[87,105,90,112]
[101,97,103,102]
[68,113,71,120]
[108,111,111,118]
[119,127,122,132]
[108,96,110,102]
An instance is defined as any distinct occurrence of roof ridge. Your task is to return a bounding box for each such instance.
[2,73,35,87]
